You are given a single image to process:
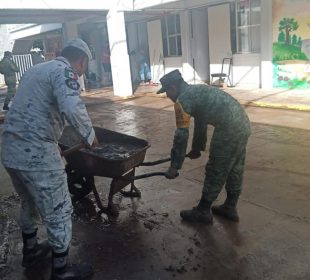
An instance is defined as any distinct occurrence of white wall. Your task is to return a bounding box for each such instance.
[232,54,260,88]
[1,0,114,10]
[127,22,140,82]
[165,57,183,74]
[180,11,193,83]
[134,0,180,9]
[10,24,62,40]
[260,0,273,89]
[161,10,210,84]
[208,3,232,82]
[107,10,132,97]
[191,8,209,83]
[147,20,164,83]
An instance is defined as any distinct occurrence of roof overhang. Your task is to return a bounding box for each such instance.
[0,10,109,24]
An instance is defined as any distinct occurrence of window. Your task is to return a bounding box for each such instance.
[161,14,182,57]
[232,0,261,53]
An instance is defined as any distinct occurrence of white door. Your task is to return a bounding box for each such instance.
[208,4,232,79]
[147,20,164,83]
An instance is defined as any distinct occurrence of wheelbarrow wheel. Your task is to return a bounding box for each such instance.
[65,166,94,199]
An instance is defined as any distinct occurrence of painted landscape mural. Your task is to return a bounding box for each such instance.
[273,0,310,89]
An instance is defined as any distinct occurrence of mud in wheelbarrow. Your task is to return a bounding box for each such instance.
[59,126,169,215]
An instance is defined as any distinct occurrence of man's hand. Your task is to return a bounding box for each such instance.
[165,167,179,179]
[91,136,100,147]
[187,150,201,159]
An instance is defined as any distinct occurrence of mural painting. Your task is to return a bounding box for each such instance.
[273,0,310,89]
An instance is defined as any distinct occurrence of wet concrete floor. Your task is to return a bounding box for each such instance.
[0,94,310,280]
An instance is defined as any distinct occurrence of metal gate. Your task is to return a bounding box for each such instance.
[12,54,33,81]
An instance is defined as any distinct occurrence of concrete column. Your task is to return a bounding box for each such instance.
[260,0,273,89]
[62,22,78,44]
[107,9,133,97]
[62,22,85,90]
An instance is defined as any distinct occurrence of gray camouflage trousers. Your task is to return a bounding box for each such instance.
[6,168,72,253]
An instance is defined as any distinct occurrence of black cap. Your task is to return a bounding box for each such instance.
[157,70,183,94]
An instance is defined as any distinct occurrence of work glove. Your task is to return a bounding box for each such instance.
[187,150,201,159]
[165,167,179,179]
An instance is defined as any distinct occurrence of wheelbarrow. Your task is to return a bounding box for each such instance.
[59,126,171,215]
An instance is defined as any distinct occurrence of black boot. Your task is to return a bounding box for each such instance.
[180,198,213,224]
[212,194,239,222]
[22,229,51,268]
[2,103,9,111]
[51,249,93,280]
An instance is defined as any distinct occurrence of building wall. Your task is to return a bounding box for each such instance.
[233,53,260,88]
[147,8,210,84]
[147,20,164,83]
[272,0,310,89]
[188,8,209,83]
[208,4,232,85]
[146,1,265,88]
[260,0,273,89]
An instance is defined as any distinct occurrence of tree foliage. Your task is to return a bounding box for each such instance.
[278,17,299,45]
[278,31,285,43]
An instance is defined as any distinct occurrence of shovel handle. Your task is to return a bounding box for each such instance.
[139,154,190,166]
[61,143,85,157]
[130,171,179,180]
[139,158,171,166]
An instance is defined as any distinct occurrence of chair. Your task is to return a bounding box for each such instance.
[211,57,233,87]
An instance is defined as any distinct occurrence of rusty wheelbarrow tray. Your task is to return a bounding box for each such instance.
[59,126,169,215]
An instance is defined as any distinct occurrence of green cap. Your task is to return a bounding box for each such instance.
[157,70,183,94]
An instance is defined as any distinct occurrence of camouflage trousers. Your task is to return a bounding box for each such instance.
[202,135,249,203]
[3,83,16,109]
[6,168,72,253]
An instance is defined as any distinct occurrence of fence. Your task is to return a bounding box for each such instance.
[12,54,33,81]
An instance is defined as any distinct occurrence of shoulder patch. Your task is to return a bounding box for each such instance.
[174,102,191,128]
[64,68,78,80]
[65,78,80,91]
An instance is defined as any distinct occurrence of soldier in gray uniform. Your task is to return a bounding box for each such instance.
[0,51,19,110]
[1,38,98,280]
[158,70,251,224]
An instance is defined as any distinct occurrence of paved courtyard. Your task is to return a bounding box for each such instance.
[0,89,309,280]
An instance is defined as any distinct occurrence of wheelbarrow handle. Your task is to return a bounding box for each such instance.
[61,143,85,157]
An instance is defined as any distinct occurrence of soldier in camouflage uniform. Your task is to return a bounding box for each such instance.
[1,39,98,280]
[0,51,19,110]
[158,70,251,224]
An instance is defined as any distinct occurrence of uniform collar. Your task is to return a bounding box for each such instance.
[178,81,190,96]
[55,56,71,67]
[175,81,190,103]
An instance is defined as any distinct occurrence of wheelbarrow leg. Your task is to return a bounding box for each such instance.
[120,168,141,198]
[91,183,105,211]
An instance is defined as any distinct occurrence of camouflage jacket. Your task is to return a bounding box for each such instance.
[171,82,251,169]
[1,57,95,171]
[0,56,19,80]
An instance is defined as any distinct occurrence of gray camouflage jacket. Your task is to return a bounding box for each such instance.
[1,57,95,171]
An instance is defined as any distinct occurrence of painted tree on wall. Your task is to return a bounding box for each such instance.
[278,31,285,43]
[278,17,299,45]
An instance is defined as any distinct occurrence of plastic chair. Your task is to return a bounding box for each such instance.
[211,57,233,87]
